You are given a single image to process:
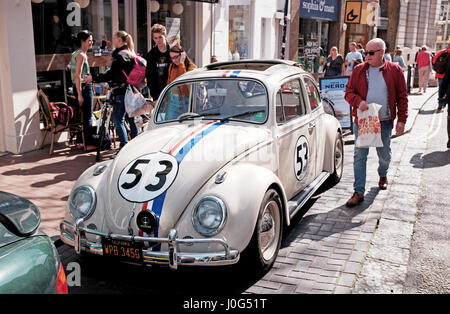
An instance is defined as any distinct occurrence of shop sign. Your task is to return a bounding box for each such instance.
[299,0,339,21]
[319,76,353,129]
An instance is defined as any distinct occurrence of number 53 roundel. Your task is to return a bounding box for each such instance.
[118,152,179,203]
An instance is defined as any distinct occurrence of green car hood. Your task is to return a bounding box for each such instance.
[0,191,41,246]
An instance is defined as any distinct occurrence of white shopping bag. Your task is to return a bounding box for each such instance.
[124,85,149,117]
[355,103,384,148]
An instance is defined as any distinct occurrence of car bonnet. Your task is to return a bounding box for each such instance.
[101,121,271,237]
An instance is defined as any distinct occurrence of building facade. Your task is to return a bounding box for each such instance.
[0,0,286,154]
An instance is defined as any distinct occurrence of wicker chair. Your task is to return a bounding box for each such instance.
[37,89,85,155]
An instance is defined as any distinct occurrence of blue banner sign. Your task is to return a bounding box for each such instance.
[319,76,352,129]
[300,0,340,21]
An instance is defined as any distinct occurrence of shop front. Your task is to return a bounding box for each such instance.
[298,0,340,74]
[0,0,218,154]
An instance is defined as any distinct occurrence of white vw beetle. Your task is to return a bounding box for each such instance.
[60,60,343,272]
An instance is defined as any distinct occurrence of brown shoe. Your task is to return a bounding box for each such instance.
[378,176,388,190]
[346,192,364,207]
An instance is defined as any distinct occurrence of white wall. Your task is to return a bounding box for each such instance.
[0,0,41,154]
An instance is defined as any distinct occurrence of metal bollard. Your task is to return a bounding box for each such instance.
[407,64,412,94]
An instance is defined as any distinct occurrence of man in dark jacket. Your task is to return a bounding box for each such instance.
[145,24,171,105]
[345,38,408,207]
[437,62,450,148]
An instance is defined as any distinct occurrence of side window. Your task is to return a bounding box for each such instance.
[304,77,321,111]
[279,79,306,123]
[276,91,285,124]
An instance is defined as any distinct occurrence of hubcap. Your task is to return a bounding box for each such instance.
[258,200,281,262]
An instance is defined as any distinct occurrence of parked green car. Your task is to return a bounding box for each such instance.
[0,191,67,294]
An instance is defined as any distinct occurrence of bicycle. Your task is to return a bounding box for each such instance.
[320,89,336,117]
[94,85,116,162]
[94,85,153,162]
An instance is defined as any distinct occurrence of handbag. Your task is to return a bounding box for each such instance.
[124,85,150,117]
[355,103,384,148]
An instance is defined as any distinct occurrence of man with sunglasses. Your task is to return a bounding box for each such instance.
[345,38,408,207]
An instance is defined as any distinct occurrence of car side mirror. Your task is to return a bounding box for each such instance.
[0,191,41,237]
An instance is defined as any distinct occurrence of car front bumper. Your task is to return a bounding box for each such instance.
[60,220,239,270]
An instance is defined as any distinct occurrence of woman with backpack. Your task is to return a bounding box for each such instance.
[94,30,138,152]
[71,30,97,151]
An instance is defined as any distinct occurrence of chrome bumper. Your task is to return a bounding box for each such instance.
[60,220,239,270]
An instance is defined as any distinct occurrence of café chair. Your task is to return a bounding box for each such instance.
[37,89,85,155]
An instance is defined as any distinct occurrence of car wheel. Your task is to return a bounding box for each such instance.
[242,189,283,273]
[329,133,344,185]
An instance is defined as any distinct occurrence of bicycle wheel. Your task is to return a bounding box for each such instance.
[322,97,336,117]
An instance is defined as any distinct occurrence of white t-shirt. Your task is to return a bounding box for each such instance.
[346,51,363,71]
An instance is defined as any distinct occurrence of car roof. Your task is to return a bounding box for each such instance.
[178,59,308,83]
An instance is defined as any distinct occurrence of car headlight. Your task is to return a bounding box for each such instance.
[69,186,96,220]
[192,196,227,237]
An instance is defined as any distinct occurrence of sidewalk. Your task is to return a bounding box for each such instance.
[0,87,440,294]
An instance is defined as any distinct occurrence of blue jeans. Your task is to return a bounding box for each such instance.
[438,78,447,109]
[114,94,138,148]
[353,120,392,195]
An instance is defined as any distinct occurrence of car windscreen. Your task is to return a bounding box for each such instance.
[155,79,268,124]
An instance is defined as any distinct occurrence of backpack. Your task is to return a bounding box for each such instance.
[122,54,147,90]
[50,102,74,126]
[432,50,449,74]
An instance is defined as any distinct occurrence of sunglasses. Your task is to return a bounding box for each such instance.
[170,53,181,60]
[366,49,383,56]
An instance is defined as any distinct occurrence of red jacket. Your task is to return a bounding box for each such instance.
[345,60,408,127]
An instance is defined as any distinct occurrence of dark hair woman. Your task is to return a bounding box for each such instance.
[164,39,197,120]
[93,30,138,151]
[71,30,96,150]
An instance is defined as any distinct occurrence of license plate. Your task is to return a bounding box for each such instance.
[101,238,143,263]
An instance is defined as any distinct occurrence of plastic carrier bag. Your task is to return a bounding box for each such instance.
[355,103,384,148]
[124,85,150,117]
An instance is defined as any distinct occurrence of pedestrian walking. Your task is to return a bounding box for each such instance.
[416,45,432,94]
[344,42,363,76]
[323,46,344,77]
[345,38,408,207]
[94,30,138,152]
[71,30,96,151]
[433,43,450,110]
[437,62,450,148]
[145,24,171,105]
[393,49,407,70]
[165,39,197,120]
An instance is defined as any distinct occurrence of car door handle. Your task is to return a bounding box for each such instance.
[308,122,316,130]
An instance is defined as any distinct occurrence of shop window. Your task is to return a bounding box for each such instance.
[150,0,196,62]
[229,5,250,60]
[32,0,115,55]
[298,19,329,73]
